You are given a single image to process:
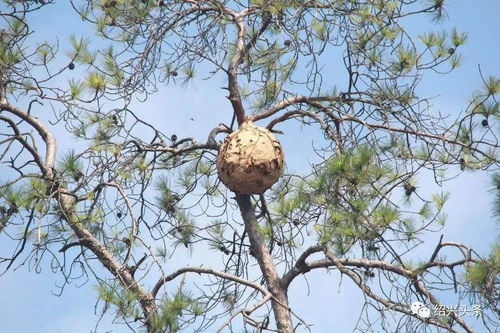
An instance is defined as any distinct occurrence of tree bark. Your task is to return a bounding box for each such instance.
[235,194,293,333]
[0,101,157,331]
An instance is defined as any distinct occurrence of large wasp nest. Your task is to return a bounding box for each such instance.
[216,121,284,194]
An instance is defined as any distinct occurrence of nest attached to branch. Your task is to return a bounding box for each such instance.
[216,121,284,194]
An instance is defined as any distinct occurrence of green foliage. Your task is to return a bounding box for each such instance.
[1,1,498,332]
[431,192,450,210]
[419,32,439,47]
[68,79,84,100]
[418,202,433,220]
[427,0,447,22]
[69,35,89,55]
[451,28,468,47]
[252,0,302,13]
[484,76,500,95]
[271,142,452,253]
[196,161,213,176]
[392,45,417,73]
[475,100,498,118]
[449,53,463,69]
[74,41,97,65]
[102,46,124,86]
[311,19,327,41]
[36,42,56,64]
[179,163,196,190]
[380,26,399,41]
[372,205,400,228]
[464,241,500,292]
[155,175,178,214]
[273,146,386,249]
[0,42,21,67]
[0,181,50,214]
[155,247,169,262]
[171,210,195,248]
[150,279,200,332]
[97,283,119,304]
[59,150,84,181]
[180,62,196,87]
[86,71,107,91]
[375,85,415,105]
[490,173,500,216]
[96,283,141,319]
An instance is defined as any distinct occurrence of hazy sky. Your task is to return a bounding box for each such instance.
[0,1,499,332]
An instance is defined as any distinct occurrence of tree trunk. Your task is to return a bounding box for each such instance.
[236,194,293,333]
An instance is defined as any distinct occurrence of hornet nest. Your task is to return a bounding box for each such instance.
[216,121,284,194]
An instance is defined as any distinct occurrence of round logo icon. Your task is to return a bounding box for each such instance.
[418,306,431,318]
[411,301,425,315]
[411,301,431,318]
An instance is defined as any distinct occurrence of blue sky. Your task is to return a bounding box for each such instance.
[0,1,499,332]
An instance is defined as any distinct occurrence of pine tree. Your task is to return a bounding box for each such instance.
[0,1,498,332]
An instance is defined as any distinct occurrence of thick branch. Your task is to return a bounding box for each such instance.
[252,95,497,160]
[1,101,157,329]
[282,245,416,289]
[328,256,460,333]
[235,194,294,333]
[249,95,345,123]
[227,16,247,125]
[152,266,269,299]
[282,245,476,333]
[57,193,157,326]
[0,101,57,178]
[226,5,270,126]
[0,115,45,172]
